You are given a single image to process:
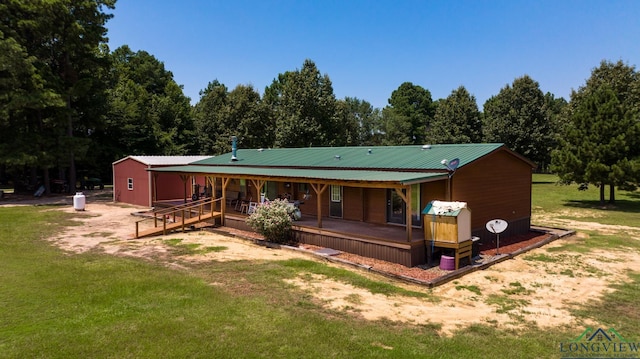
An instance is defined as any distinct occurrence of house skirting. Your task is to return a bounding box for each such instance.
[223,215,426,267]
[290,227,427,267]
[223,215,531,268]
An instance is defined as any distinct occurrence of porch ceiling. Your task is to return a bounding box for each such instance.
[149,165,447,187]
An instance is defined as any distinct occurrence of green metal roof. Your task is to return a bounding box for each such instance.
[191,143,506,170]
[147,144,533,185]
[150,165,447,185]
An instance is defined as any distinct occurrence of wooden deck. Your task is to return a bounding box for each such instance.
[135,211,221,238]
[151,199,430,266]
[223,212,428,267]
[135,197,222,238]
[294,215,423,243]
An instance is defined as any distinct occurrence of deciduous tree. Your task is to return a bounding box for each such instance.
[98,45,194,161]
[483,75,555,168]
[334,97,382,146]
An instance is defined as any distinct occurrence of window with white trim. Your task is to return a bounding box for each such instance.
[331,185,341,202]
[127,178,133,190]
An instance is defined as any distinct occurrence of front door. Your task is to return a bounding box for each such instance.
[329,185,342,218]
[387,189,405,224]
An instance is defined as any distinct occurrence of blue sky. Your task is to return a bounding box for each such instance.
[106,0,640,109]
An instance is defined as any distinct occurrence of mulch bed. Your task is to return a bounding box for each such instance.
[210,226,554,284]
[303,231,553,283]
[477,231,550,256]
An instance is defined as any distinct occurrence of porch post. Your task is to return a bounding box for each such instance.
[152,173,158,205]
[394,186,412,242]
[179,174,189,203]
[221,177,230,224]
[250,179,266,202]
[211,176,218,198]
[405,185,412,242]
[206,176,215,215]
[310,183,329,228]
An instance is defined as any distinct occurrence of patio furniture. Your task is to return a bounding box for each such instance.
[237,196,252,212]
[247,202,259,215]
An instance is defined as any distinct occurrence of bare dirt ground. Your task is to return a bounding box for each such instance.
[3,192,640,336]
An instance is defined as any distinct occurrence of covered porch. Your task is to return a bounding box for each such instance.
[223,212,429,267]
[148,165,450,267]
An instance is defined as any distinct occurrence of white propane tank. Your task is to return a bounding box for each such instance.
[73,192,86,211]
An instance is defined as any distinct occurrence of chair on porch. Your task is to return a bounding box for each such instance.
[237,196,252,212]
[247,202,259,215]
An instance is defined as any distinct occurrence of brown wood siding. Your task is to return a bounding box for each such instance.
[452,149,532,237]
[300,186,319,216]
[291,230,425,267]
[422,180,447,204]
[364,188,386,224]
[224,216,253,232]
[343,186,363,221]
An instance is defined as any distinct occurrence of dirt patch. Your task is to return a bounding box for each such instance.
[10,199,640,336]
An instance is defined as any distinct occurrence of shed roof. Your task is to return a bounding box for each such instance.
[191,143,509,170]
[113,155,212,166]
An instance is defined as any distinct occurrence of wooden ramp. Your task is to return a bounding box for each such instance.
[134,198,222,239]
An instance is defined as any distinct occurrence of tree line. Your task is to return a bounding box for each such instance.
[1,1,639,203]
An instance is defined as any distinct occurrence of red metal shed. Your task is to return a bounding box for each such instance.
[112,156,211,207]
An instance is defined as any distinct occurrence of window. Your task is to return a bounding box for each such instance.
[127,178,133,190]
[331,185,341,202]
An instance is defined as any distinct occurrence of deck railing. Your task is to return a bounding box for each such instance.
[135,197,221,238]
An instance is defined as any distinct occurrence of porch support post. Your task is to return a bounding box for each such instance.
[210,176,217,199]
[310,183,329,228]
[394,186,412,242]
[206,176,215,214]
[179,174,189,203]
[250,179,266,201]
[152,173,158,205]
[220,177,231,224]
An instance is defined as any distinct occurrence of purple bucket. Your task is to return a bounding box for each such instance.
[439,255,455,271]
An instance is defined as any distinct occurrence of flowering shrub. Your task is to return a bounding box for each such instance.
[246,199,295,243]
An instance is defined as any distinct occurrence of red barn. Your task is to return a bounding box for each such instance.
[112,156,211,207]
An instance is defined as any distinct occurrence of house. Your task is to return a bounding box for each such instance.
[144,144,535,267]
[112,156,211,207]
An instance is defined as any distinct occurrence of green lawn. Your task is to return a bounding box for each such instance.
[0,175,639,358]
[532,173,640,227]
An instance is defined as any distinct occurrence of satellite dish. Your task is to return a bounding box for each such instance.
[486,219,508,255]
[486,219,508,234]
[448,158,460,171]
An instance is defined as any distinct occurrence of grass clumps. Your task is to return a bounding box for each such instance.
[163,238,227,255]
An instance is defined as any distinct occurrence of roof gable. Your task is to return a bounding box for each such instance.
[113,155,212,166]
[192,144,516,171]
